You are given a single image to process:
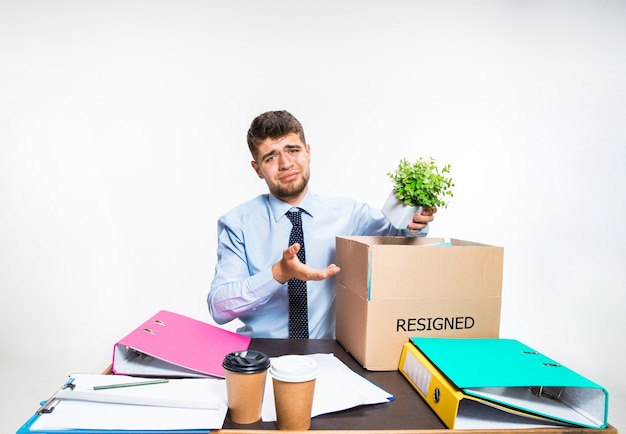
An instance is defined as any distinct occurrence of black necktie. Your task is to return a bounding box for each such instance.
[286,209,309,339]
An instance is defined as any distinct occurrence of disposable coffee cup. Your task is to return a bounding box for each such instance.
[223,350,271,424]
[269,355,319,431]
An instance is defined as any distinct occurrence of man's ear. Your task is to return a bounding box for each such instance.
[251,160,264,179]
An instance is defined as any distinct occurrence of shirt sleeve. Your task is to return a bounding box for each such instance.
[207,216,283,324]
[352,201,429,237]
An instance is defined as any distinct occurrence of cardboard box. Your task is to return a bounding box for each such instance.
[335,236,503,371]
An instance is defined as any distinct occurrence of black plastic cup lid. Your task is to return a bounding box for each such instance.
[223,350,270,373]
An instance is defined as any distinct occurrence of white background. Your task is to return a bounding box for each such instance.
[1,1,625,432]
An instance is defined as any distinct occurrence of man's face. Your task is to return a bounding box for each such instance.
[251,132,311,205]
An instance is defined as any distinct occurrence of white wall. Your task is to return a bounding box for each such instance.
[1,0,624,431]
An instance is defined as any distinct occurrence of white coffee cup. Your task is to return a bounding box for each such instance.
[269,355,319,430]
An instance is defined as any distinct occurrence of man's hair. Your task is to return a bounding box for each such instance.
[247,110,306,159]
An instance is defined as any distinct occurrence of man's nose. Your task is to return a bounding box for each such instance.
[278,153,293,169]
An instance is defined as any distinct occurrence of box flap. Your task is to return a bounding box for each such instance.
[369,241,503,300]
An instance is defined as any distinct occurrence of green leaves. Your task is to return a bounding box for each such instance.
[387,157,454,208]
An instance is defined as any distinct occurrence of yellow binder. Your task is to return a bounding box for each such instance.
[398,339,608,429]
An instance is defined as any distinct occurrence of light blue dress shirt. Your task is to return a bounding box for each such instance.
[208,190,427,339]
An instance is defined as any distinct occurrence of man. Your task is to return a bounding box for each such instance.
[208,110,436,339]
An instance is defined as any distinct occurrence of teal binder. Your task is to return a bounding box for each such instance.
[17,413,207,434]
[410,337,609,429]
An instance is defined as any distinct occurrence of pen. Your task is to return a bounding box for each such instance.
[92,378,169,390]
[54,387,220,410]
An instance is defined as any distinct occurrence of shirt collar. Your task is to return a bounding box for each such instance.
[268,190,316,222]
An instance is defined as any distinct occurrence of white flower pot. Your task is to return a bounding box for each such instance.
[381,190,422,229]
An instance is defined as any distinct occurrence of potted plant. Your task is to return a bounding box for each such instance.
[382,157,454,229]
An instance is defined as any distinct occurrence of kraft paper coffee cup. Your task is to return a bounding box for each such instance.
[269,355,319,431]
[223,350,271,424]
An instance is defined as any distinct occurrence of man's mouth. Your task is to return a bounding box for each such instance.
[280,172,299,182]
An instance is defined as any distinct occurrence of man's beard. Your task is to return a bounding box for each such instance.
[271,173,309,200]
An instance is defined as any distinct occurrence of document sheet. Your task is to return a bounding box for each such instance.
[262,353,393,421]
[29,374,228,431]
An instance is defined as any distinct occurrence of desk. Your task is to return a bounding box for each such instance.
[215,339,617,434]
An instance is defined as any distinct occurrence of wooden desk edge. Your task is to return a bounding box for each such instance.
[214,429,618,434]
[100,365,618,434]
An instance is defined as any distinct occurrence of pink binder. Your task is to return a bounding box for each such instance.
[112,310,251,378]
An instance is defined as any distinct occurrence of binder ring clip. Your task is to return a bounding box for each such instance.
[529,386,564,400]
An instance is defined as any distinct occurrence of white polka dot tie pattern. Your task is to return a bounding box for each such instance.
[286,209,309,339]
